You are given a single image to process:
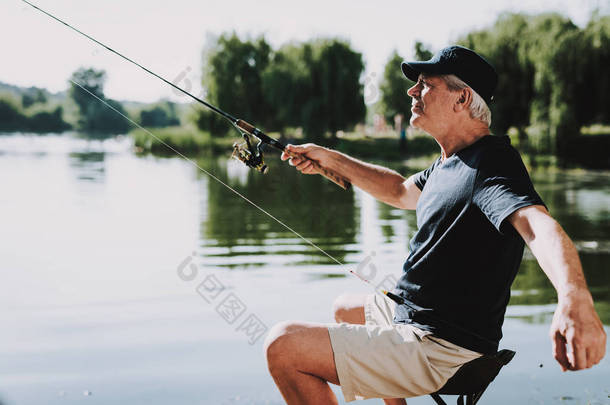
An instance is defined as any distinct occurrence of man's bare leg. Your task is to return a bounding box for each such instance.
[264,321,340,405]
[333,293,407,405]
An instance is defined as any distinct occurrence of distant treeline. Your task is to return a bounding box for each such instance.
[0,69,181,134]
[0,88,70,133]
[66,67,182,134]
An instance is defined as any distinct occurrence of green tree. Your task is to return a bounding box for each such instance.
[21,88,47,109]
[68,67,129,133]
[379,51,412,123]
[524,13,580,154]
[459,13,535,140]
[69,67,105,112]
[0,95,24,131]
[261,39,366,143]
[197,33,271,135]
[581,14,610,124]
[27,106,70,132]
[261,43,310,132]
[414,41,433,61]
[315,39,366,140]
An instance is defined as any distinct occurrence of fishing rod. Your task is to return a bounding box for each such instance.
[20,0,350,190]
[22,0,499,349]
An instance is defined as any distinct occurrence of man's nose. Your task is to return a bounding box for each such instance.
[407,83,419,98]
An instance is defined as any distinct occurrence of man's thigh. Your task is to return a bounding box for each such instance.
[333,293,367,324]
[265,321,340,385]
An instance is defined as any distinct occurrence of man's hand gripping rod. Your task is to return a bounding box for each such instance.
[234,120,351,190]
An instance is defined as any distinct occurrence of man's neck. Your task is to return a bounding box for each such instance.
[436,124,490,161]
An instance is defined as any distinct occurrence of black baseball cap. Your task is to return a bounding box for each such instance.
[401,45,498,103]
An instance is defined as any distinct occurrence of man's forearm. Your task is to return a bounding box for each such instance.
[323,149,407,207]
[524,212,588,298]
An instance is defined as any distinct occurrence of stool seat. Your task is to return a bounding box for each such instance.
[429,349,515,405]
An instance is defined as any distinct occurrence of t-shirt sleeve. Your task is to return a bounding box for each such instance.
[473,147,545,233]
[412,158,439,191]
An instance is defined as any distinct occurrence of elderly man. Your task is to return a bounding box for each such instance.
[264,45,606,404]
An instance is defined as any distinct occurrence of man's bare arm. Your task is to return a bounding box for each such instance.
[281,143,421,210]
[508,205,606,371]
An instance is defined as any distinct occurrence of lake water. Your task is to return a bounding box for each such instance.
[0,132,608,405]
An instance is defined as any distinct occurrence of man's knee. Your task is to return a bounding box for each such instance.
[332,293,366,324]
[263,321,299,374]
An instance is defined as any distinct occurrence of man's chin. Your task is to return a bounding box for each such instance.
[409,117,420,128]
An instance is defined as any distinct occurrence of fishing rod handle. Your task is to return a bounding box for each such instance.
[283,149,351,190]
[235,120,351,190]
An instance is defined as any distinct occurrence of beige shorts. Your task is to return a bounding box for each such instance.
[327,293,482,402]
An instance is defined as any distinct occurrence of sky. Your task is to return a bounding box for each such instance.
[1,0,605,103]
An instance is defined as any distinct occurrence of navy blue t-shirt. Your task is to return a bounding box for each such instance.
[393,135,545,354]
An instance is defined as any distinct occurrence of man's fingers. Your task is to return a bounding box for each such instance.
[282,144,321,175]
[587,328,606,368]
[567,333,587,370]
[552,332,570,371]
[295,159,313,173]
[286,143,311,154]
[586,348,596,369]
[288,157,304,167]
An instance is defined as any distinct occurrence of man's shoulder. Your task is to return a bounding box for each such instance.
[464,135,524,171]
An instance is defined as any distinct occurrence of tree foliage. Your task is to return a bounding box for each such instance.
[21,88,47,109]
[198,33,271,135]
[414,41,433,61]
[69,67,130,134]
[139,101,180,128]
[379,51,412,123]
[457,12,610,156]
[0,95,24,131]
[0,92,69,133]
[459,14,535,138]
[196,34,366,143]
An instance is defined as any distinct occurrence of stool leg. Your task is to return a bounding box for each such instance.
[430,393,447,405]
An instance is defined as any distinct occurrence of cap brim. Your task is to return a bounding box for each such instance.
[401,61,444,82]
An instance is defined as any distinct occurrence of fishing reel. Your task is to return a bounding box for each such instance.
[231,132,269,174]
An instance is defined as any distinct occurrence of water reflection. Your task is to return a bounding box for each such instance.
[198,156,357,267]
[532,169,610,239]
[68,151,106,182]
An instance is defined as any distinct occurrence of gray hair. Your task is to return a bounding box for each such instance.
[439,74,492,127]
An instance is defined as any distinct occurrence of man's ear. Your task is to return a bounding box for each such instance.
[454,88,472,112]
